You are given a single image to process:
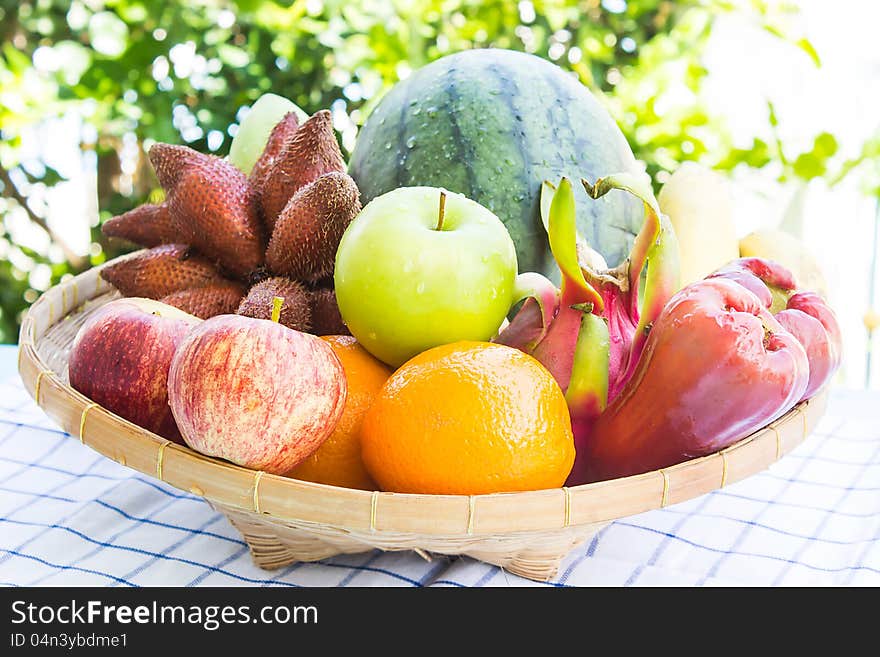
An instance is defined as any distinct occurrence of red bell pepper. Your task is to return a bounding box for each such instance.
[577,277,811,483]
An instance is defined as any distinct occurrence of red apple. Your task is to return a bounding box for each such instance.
[68,297,202,443]
[167,314,347,474]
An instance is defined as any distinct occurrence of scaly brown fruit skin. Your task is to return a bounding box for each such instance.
[258,110,346,227]
[100,109,360,339]
[149,143,265,279]
[308,288,350,336]
[161,281,247,319]
[265,172,361,283]
[102,203,181,248]
[236,276,311,332]
[100,244,226,299]
[249,112,300,233]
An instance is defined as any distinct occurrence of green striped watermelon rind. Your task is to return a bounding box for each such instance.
[348,48,645,279]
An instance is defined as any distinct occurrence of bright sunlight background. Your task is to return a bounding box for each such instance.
[9,0,880,389]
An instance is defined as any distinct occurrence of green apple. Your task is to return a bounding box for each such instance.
[228,93,309,174]
[334,186,518,367]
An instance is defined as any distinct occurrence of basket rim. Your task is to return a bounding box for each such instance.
[16,254,829,538]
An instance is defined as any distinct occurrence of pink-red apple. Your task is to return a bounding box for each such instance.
[68,297,202,443]
[167,314,347,474]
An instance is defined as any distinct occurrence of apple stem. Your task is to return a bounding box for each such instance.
[271,296,284,323]
[436,190,446,231]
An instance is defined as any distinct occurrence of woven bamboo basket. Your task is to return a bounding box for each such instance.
[16,256,829,582]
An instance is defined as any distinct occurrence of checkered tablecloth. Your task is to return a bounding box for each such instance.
[1,345,878,587]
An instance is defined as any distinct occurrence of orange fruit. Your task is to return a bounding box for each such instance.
[361,341,575,495]
[285,335,392,490]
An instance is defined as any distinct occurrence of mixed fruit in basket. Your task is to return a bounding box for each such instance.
[68,50,841,496]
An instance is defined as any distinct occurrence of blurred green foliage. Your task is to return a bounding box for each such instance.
[0,0,870,343]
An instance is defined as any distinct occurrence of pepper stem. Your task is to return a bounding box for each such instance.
[271,296,284,323]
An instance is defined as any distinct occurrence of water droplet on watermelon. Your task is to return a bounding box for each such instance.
[413,107,421,116]
[385,142,391,150]
[406,136,416,148]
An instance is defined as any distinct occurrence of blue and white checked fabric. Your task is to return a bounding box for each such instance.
[1,345,878,587]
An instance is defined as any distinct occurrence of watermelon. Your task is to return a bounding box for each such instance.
[348,48,644,277]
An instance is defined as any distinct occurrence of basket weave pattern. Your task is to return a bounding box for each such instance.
[16,257,828,582]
